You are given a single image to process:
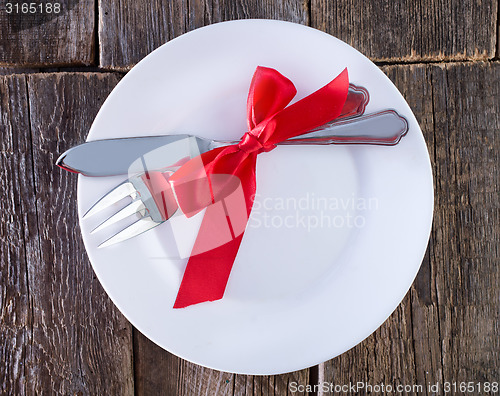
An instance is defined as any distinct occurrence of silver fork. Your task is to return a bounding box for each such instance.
[84,109,409,248]
[84,168,180,248]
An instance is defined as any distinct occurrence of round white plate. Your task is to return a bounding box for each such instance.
[78,20,433,375]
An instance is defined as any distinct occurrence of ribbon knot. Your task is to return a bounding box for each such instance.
[238,131,276,154]
[169,66,349,308]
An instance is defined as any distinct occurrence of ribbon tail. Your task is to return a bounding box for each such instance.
[173,204,245,308]
[173,157,255,308]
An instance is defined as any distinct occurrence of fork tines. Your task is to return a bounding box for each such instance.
[83,180,160,248]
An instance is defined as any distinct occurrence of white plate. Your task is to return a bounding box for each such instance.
[78,20,433,375]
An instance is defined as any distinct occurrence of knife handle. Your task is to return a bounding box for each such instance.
[281,110,408,146]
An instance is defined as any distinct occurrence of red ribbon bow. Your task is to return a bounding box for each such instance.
[168,66,349,308]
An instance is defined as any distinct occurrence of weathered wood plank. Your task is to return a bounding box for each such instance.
[19,72,134,394]
[233,370,310,395]
[2,63,497,396]
[311,0,498,62]
[134,332,235,396]
[321,294,417,394]
[320,62,499,393]
[0,74,34,396]
[0,0,94,66]
[424,62,499,383]
[177,361,234,395]
[133,330,182,396]
[383,64,444,392]
[176,363,309,395]
[98,0,308,70]
[134,328,310,395]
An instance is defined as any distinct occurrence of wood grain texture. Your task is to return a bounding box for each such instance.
[15,72,134,395]
[422,62,499,383]
[98,0,308,70]
[320,294,417,393]
[232,370,310,395]
[1,58,498,396]
[320,62,499,393]
[0,74,34,396]
[383,64,444,392]
[0,0,95,66]
[311,0,498,62]
[133,330,181,396]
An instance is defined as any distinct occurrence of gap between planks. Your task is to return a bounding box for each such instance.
[1,59,499,78]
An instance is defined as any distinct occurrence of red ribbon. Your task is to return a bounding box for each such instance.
[168,66,349,308]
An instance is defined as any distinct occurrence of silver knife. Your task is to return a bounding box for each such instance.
[57,110,408,177]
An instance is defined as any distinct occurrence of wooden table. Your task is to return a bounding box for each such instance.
[1,1,498,394]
